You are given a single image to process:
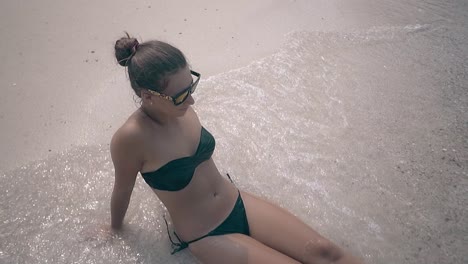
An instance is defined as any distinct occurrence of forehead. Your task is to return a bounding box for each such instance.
[164,67,192,95]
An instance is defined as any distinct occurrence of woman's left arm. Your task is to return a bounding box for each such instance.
[109,128,142,230]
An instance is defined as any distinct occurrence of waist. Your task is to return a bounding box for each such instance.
[159,176,239,241]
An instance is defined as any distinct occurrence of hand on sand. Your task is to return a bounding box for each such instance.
[80,223,123,246]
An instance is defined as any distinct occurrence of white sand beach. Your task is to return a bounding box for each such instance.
[1,0,466,263]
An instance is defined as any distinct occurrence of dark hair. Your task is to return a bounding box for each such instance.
[114,33,187,97]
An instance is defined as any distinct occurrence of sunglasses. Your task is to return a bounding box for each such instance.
[147,70,201,106]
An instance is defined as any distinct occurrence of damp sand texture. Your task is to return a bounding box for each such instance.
[1,0,467,264]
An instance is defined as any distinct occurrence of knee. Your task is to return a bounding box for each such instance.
[302,238,344,264]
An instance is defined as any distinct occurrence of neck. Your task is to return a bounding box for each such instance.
[139,106,172,126]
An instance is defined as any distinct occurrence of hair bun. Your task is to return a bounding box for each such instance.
[114,33,139,66]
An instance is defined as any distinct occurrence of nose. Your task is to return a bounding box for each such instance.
[185,94,195,105]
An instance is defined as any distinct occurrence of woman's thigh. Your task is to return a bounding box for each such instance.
[240,191,345,263]
[188,233,301,264]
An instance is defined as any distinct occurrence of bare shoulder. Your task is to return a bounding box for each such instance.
[109,118,145,194]
[110,118,145,169]
[111,120,142,147]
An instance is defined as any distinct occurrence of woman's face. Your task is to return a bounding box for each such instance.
[142,66,195,116]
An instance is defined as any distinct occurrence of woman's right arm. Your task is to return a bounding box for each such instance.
[109,128,143,230]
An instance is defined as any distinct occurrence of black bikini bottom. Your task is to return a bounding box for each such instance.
[164,174,250,254]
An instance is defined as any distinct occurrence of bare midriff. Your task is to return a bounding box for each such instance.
[151,158,239,242]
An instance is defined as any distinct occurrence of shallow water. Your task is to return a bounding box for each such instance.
[2,0,467,263]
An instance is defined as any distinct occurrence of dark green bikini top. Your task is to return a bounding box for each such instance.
[141,127,215,191]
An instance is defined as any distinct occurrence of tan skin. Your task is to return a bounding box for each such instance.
[110,66,363,264]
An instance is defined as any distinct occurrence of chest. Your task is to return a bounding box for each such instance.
[141,126,202,173]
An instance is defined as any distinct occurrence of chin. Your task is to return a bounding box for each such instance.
[175,107,189,116]
[179,106,189,112]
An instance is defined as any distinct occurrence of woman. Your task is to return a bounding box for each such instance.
[110,33,362,264]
